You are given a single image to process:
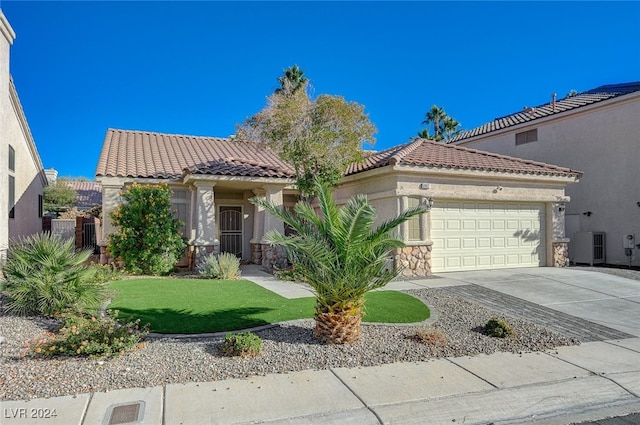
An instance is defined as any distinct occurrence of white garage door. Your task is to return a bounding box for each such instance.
[431,201,545,272]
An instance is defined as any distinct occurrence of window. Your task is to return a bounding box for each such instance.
[171,188,190,235]
[8,145,15,171]
[407,197,422,241]
[38,194,43,218]
[9,176,15,219]
[515,129,538,145]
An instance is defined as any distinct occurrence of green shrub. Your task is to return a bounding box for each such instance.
[86,263,124,285]
[273,265,306,282]
[198,252,241,280]
[484,318,513,338]
[221,332,262,357]
[108,183,186,276]
[22,310,149,359]
[1,233,106,316]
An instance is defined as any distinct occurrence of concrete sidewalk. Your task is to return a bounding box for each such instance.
[2,267,640,424]
[2,339,639,424]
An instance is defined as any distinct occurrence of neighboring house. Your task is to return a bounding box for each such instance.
[44,168,103,211]
[64,181,102,211]
[0,10,47,258]
[450,82,640,267]
[96,128,581,275]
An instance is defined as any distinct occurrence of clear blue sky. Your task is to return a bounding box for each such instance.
[2,1,639,179]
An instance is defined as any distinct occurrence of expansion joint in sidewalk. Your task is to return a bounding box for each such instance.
[329,368,384,425]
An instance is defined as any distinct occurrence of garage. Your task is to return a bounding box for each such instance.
[430,201,546,272]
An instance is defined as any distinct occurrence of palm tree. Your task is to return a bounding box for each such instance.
[441,116,463,142]
[276,65,308,95]
[250,180,429,344]
[413,128,431,140]
[422,105,446,142]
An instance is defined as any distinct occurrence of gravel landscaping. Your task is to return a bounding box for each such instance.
[0,287,580,401]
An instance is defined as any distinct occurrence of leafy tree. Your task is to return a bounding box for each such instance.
[237,71,376,198]
[43,180,77,215]
[418,105,463,142]
[251,180,428,344]
[275,65,308,95]
[108,184,186,275]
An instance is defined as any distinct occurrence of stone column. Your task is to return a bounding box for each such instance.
[193,182,219,264]
[552,202,570,267]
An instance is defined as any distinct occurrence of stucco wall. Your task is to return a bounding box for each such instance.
[336,167,574,274]
[1,11,45,255]
[0,11,13,255]
[455,96,640,266]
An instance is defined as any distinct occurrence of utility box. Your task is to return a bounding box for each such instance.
[572,231,606,266]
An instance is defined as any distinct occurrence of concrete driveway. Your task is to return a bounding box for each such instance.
[426,267,640,338]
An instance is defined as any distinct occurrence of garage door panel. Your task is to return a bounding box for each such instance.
[492,238,505,248]
[446,220,461,230]
[447,238,461,249]
[463,220,476,230]
[431,201,545,272]
[477,237,491,248]
[478,220,491,230]
[431,219,445,231]
[462,257,476,267]
[506,254,520,265]
[506,237,519,247]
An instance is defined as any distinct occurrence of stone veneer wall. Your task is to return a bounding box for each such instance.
[251,243,263,265]
[261,244,288,271]
[394,244,433,277]
[552,241,569,267]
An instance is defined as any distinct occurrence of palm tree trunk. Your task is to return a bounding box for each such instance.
[314,301,363,344]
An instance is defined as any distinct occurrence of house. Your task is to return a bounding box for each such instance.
[0,10,47,258]
[44,168,103,212]
[450,82,640,267]
[96,128,581,275]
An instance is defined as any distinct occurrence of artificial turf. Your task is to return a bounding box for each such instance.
[108,278,430,334]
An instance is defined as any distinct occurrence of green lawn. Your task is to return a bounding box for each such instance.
[108,278,430,334]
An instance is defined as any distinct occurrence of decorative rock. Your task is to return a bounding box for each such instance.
[0,285,586,401]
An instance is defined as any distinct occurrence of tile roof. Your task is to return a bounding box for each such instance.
[450,82,640,142]
[64,181,102,209]
[97,129,580,183]
[96,129,296,179]
[346,139,581,178]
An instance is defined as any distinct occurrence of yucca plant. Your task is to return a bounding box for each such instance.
[251,180,428,344]
[1,233,106,316]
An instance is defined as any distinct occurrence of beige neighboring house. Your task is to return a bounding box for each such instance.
[450,82,640,267]
[0,10,47,258]
[96,128,581,275]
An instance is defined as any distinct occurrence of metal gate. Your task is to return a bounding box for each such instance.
[219,206,243,257]
[82,221,98,253]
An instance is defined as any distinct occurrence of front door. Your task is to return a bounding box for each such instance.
[219,206,243,257]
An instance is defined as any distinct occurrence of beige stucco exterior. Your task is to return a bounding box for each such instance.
[98,150,577,275]
[335,165,575,274]
[97,174,296,267]
[453,92,640,267]
[0,10,46,257]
